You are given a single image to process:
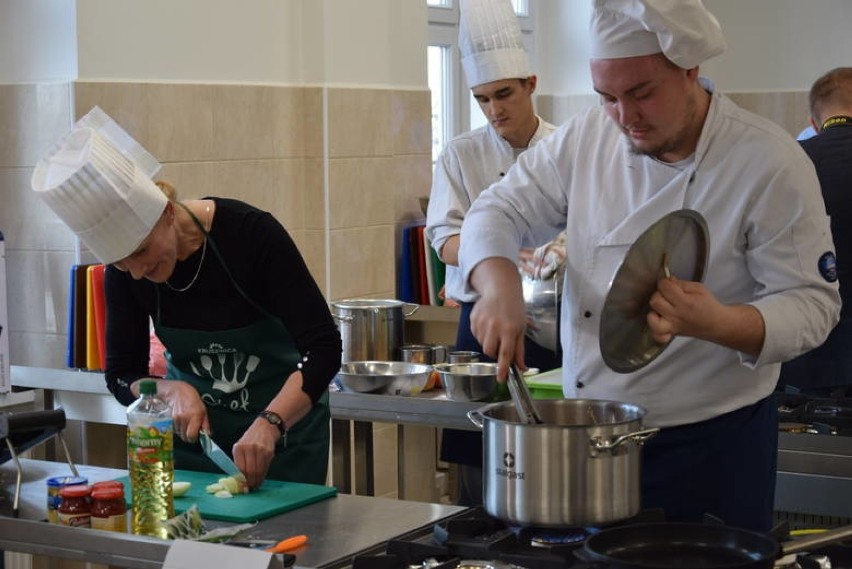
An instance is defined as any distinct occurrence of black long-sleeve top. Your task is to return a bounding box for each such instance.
[105,197,341,406]
[800,123,852,318]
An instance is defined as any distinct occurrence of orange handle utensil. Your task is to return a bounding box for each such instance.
[265,534,308,553]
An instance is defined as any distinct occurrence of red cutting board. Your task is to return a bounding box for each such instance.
[114,469,338,523]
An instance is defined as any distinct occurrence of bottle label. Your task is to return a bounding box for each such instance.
[127,418,173,464]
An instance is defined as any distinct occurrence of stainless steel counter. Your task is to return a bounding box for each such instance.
[0,459,466,569]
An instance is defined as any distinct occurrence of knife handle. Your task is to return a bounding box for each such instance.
[265,534,308,553]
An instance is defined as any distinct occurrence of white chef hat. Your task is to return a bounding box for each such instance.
[31,125,168,264]
[459,0,531,89]
[590,0,726,69]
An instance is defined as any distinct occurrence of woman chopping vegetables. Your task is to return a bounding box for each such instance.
[31,111,341,488]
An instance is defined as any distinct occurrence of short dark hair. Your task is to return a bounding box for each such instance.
[809,67,852,123]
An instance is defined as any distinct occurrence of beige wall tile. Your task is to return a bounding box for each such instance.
[0,82,72,168]
[271,85,308,158]
[212,85,276,160]
[275,159,307,231]
[393,153,431,223]
[147,83,215,161]
[207,159,305,229]
[328,226,395,300]
[9,331,69,369]
[727,91,810,137]
[302,88,324,158]
[391,89,431,155]
[157,161,215,201]
[327,88,392,158]
[327,157,395,229]
[6,249,73,336]
[74,82,150,145]
[304,158,325,230]
[1,167,75,251]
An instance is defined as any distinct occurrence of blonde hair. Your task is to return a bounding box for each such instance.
[154,180,178,201]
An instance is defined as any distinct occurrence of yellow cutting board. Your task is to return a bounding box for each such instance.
[115,469,338,523]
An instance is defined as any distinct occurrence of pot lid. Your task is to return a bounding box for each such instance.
[599,209,709,374]
[332,299,404,310]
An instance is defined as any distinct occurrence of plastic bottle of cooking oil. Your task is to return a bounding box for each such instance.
[126,379,174,538]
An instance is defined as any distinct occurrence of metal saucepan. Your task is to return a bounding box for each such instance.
[331,299,419,363]
[583,521,852,569]
[468,398,658,527]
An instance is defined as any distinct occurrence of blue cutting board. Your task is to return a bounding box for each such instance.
[115,469,338,523]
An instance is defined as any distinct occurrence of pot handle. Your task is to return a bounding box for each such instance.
[467,410,485,429]
[403,303,420,317]
[590,427,659,455]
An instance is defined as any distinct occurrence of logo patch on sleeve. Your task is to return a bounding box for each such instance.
[818,251,838,282]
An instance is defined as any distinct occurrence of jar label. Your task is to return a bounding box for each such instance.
[92,514,128,533]
[58,513,91,528]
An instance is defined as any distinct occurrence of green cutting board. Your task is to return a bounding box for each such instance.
[115,469,338,523]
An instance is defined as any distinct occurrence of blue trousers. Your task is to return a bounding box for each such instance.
[641,393,778,532]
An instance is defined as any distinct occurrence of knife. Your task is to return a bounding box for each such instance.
[199,430,243,478]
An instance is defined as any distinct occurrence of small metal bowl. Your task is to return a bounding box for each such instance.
[433,362,508,402]
[336,361,432,396]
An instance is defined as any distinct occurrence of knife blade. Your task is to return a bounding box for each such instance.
[199,430,242,478]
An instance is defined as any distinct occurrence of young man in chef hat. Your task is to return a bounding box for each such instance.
[458,0,839,530]
[425,0,564,506]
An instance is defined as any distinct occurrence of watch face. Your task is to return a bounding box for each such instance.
[267,413,282,425]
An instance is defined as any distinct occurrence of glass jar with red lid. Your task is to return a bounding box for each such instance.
[57,484,92,528]
[90,483,127,533]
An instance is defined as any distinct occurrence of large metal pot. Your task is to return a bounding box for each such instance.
[331,299,418,363]
[468,398,658,527]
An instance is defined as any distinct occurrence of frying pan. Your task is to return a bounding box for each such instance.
[582,522,852,569]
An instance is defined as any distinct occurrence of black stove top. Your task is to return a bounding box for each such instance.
[777,391,852,435]
[348,507,852,569]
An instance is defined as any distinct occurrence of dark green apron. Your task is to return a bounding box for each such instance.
[154,207,330,485]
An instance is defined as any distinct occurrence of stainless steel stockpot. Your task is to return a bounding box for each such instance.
[468,398,658,528]
[331,299,418,363]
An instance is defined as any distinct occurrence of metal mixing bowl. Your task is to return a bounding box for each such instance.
[336,361,432,396]
[433,362,508,402]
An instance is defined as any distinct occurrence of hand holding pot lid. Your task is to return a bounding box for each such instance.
[599,209,709,373]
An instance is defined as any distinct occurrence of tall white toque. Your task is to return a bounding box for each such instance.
[589,0,726,69]
[459,0,532,89]
[31,113,168,265]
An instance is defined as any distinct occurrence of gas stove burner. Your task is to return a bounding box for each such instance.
[528,529,588,548]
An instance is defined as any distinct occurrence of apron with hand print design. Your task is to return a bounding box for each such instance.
[154,210,330,485]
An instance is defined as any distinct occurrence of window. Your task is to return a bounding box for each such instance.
[427,1,536,161]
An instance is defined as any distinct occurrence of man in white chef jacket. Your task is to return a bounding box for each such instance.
[459,0,841,531]
[425,0,561,506]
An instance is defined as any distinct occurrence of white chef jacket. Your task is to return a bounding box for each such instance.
[426,117,558,303]
[459,80,841,427]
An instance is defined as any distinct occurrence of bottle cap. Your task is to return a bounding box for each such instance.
[139,380,157,395]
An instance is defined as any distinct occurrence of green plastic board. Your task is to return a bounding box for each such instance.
[115,469,338,523]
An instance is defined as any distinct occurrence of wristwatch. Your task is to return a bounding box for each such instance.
[258,410,288,447]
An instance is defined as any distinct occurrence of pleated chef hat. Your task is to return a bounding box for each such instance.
[590,0,726,69]
[31,121,167,265]
[459,0,531,88]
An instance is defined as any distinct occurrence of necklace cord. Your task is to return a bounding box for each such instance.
[165,202,210,293]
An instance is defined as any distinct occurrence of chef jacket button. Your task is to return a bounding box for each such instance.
[583,310,592,318]
[576,381,585,389]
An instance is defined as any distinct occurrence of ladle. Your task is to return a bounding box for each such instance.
[507,364,545,424]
